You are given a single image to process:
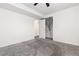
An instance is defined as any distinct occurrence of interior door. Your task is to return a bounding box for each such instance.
[39,19,45,39]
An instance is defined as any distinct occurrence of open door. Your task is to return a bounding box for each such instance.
[45,17,53,40]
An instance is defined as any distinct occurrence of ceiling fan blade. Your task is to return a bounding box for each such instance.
[46,3,50,7]
[34,3,38,6]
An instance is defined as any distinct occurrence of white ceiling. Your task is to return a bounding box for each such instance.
[0,3,79,19]
[0,3,43,19]
[23,3,79,15]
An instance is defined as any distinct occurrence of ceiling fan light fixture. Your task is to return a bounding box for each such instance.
[34,3,50,7]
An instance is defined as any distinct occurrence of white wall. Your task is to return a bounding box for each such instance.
[33,20,39,35]
[48,5,79,46]
[0,8,37,47]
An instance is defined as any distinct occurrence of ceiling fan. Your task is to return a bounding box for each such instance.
[34,3,50,7]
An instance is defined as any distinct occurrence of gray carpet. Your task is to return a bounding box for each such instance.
[0,39,79,56]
